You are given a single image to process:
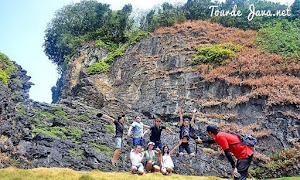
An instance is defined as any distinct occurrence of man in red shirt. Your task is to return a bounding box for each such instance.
[197,124,254,180]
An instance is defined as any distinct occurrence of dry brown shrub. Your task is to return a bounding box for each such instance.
[219,122,271,138]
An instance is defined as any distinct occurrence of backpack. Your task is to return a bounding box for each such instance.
[231,133,257,148]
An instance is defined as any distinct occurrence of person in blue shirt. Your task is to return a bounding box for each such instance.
[127,116,150,147]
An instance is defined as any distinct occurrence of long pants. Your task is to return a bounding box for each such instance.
[234,155,253,180]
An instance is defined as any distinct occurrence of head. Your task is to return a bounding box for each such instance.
[162,145,169,155]
[135,116,141,123]
[206,124,219,138]
[147,142,155,150]
[184,118,189,127]
[134,145,142,153]
[118,115,125,124]
[155,118,161,127]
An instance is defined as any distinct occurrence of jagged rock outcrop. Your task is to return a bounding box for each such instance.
[1,20,299,178]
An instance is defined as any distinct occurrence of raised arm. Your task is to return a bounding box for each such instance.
[169,140,182,156]
[178,107,183,126]
[191,108,196,127]
[143,124,150,129]
[143,129,150,137]
[127,124,133,137]
[96,112,115,122]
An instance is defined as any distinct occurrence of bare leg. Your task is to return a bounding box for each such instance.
[146,160,153,173]
[131,167,137,174]
[112,148,121,165]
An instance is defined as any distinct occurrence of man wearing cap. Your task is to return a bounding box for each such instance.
[197,124,254,180]
[145,118,175,150]
[178,107,196,157]
[96,112,125,166]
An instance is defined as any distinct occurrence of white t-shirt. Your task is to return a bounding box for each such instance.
[161,154,174,168]
[132,121,144,138]
[130,150,144,166]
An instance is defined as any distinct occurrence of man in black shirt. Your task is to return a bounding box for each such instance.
[145,118,174,150]
[97,112,125,166]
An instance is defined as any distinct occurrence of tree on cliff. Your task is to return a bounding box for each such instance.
[44,0,132,71]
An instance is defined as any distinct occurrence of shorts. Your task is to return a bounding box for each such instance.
[115,137,122,149]
[153,141,162,150]
[132,163,144,171]
[179,142,193,154]
[133,137,143,147]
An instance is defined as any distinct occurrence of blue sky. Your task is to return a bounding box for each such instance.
[0,0,295,103]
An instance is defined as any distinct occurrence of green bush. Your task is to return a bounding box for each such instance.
[256,20,300,58]
[250,148,300,178]
[68,148,83,160]
[103,31,149,64]
[191,43,241,65]
[87,62,110,75]
[0,70,10,85]
[0,52,17,85]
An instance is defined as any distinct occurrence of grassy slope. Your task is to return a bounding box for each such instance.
[0,167,223,180]
[0,167,298,180]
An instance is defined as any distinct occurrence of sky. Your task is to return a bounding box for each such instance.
[0,0,295,103]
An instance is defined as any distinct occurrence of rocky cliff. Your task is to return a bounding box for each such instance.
[0,21,299,178]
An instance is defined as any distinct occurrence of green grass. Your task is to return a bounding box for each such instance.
[0,167,225,180]
[104,124,115,134]
[32,126,83,143]
[68,148,84,160]
[90,143,113,158]
[73,114,90,121]
[51,106,69,121]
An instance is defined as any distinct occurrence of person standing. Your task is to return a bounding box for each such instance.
[145,118,175,150]
[97,113,125,166]
[127,116,150,147]
[197,124,254,180]
[178,107,196,157]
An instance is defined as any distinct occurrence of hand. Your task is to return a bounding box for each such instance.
[193,108,197,113]
[196,137,202,144]
[232,168,240,178]
[96,113,103,118]
[178,107,182,113]
[179,140,183,145]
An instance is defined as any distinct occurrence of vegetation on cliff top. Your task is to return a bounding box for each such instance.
[0,53,17,85]
[44,0,300,73]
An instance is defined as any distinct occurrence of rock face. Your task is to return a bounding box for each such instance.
[0,21,299,177]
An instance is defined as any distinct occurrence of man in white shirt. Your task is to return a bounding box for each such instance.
[128,116,150,147]
[130,145,145,175]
